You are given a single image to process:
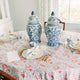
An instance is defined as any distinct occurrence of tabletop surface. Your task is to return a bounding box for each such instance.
[0,31,80,80]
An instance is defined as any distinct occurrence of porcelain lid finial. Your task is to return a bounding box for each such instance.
[51,12,55,16]
[48,11,59,24]
[31,11,34,15]
[28,11,39,25]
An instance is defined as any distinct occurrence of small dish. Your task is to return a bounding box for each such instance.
[67,38,80,50]
[0,34,18,41]
[69,44,80,50]
[22,49,44,59]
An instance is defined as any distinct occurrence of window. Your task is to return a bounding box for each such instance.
[59,0,80,21]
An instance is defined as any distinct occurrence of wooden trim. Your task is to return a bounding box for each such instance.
[0,70,15,80]
[44,22,47,28]
[58,19,65,30]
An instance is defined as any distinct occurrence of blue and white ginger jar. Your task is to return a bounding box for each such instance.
[27,11,42,44]
[45,12,62,47]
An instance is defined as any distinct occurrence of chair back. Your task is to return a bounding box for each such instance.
[44,19,65,30]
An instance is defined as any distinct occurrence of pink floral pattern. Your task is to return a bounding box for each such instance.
[0,30,80,80]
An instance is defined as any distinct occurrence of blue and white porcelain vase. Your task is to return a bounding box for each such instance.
[45,12,62,47]
[26,11,42,44]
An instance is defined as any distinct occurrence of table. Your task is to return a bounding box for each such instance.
[0,31,80,80]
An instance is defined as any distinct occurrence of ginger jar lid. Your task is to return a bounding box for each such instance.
[48,12,59,24]
[28,11,39,25]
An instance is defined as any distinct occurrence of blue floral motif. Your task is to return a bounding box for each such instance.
[27,24,42,43]
[45,12,62,47]
[27,11,42,43]
[45,24,62,47]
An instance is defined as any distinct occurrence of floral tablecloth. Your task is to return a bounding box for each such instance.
[0,31,80,80]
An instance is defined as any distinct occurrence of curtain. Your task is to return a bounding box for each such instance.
[38,0,58,27]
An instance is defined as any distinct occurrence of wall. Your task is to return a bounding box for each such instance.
[8,0,80,33]
[8,0,38,31]
[65,22,80,33]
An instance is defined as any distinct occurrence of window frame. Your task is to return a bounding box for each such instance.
[58,0,80,23]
